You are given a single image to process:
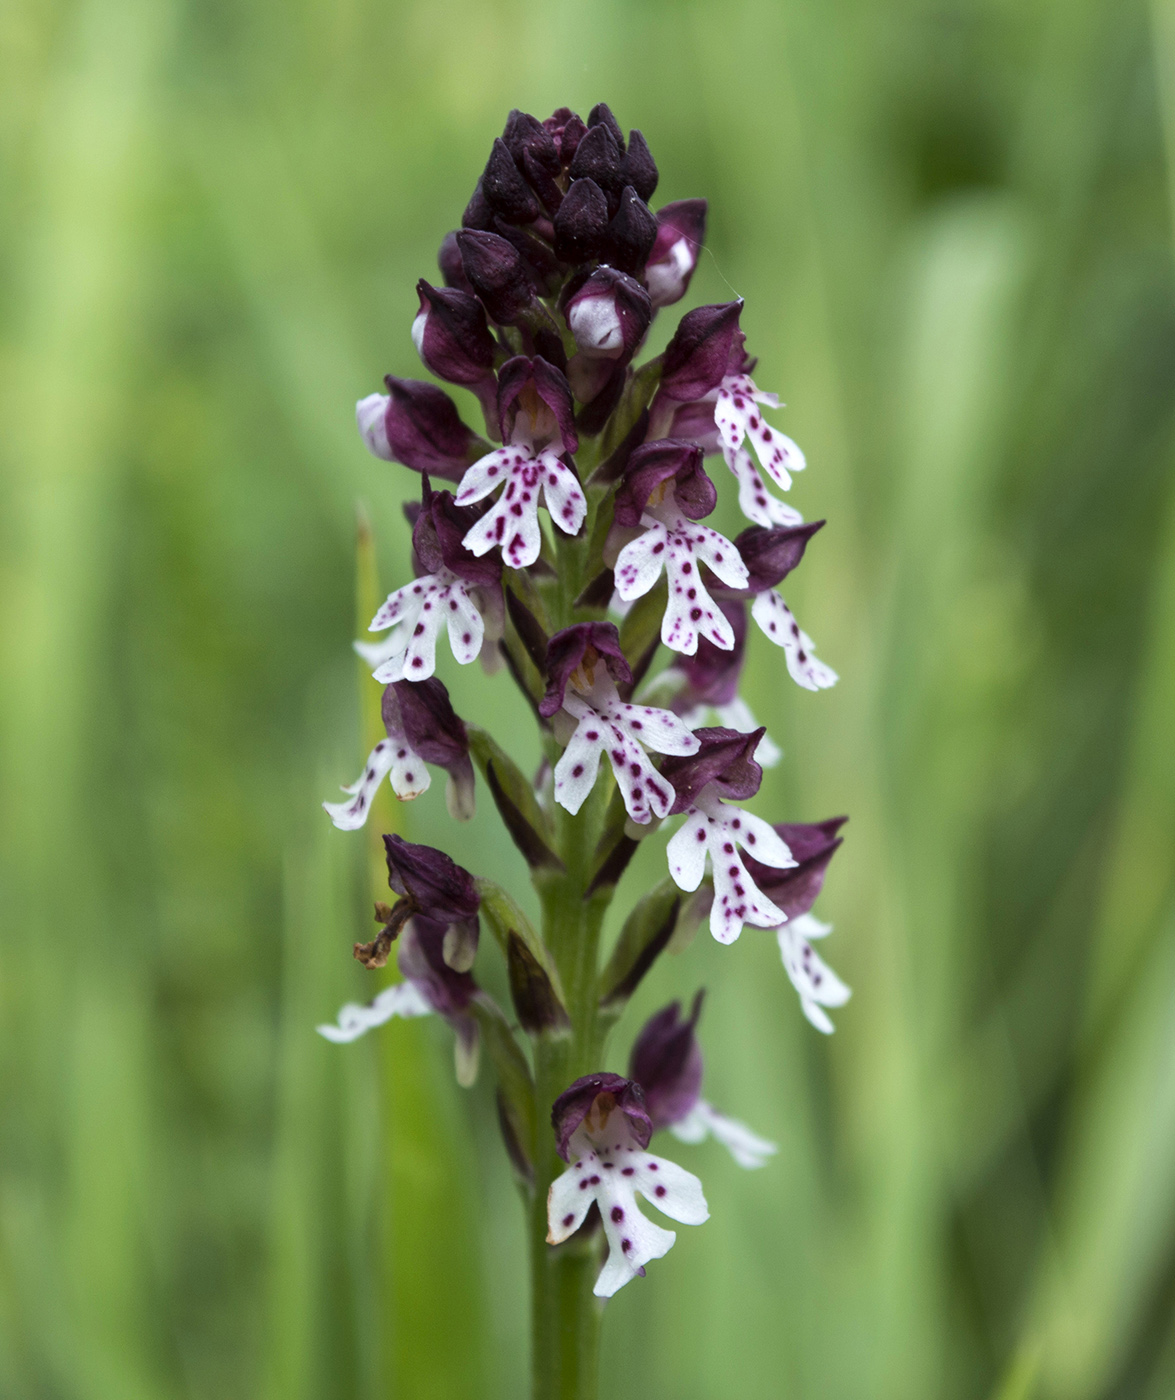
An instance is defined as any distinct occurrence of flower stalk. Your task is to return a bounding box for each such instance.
[314,103,852,1400]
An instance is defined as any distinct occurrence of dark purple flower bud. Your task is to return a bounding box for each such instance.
[731,521,824,594]
[539,621,632,718]
[659,727,764,814]
[481,137,541,223]
[462,180,496,231]
[497,355,578,453]
[621,129,658,203]
[568,123,624,196]
[629,991,704,1130]
[742,817,846,919]
[672,601,747,708]
[551,1073,652,1161]
[412,476,503,588]
[438,231,473,292]
[645,199,707,308]
[564,266,652,362]
[612,439,716,526]
[603,186,659,276]
[587,102,626,153]
[489,218,563,300]
[357,377,482,482]
[383,834,480,925]
[391,677,476,822]
[659,301,745,402]
[502,110,563,212]
[553,178,610,263]
[456,229,536,326]
[543,107,587,164]
[413,280,496,386]
[503,109,560,170]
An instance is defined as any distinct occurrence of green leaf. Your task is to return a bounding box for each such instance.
[598,877,682,1015]
[471,996,536,1182]
[467,727,562,870]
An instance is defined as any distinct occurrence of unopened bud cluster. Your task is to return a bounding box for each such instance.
[320,103,848,1307]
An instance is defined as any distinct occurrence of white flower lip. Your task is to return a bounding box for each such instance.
[546,1101,709,1297]
[666,787,796,944]
[364,568,487,684]
[552,673,698,825]
[777,912,851,1033]
[456,445,586,570]
[614,498,747,657]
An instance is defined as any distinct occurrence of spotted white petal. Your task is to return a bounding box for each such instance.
[316,981,433,1043]
[453,446,517,504]
[443,586,485,666]
[666,809,710,891]
[778,920,851,1034]
[669,1100,779,1170]
[716,373,806,491]
[727,445,805,528]
[323,738,397,830]
[595,1195,676,1298]
[751,590,838,691]
[538,449,588,537]
[457,445,585,569]
[552,721,606,815]
[613,524,668,602]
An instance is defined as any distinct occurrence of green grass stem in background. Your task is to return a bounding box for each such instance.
[2,0,1174,1396]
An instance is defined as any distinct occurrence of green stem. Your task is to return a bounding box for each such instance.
[525,529,618,1400]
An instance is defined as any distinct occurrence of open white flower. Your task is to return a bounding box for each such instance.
[362,569,487,683]
[667,788,796,943]
[547,1075,709,1298]
[554,674,696,825]
[614,499,747,656]
[456,444,586,570]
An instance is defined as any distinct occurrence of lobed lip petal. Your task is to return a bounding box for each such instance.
[778,914,851,1033]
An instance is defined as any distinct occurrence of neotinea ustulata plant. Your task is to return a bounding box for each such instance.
[316,102,849,1400]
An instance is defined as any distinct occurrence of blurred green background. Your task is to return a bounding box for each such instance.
[4,0,1175,1396]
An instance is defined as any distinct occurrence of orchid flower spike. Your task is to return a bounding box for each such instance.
[455,357,587,569]
[631,993,778,1169]
[547,1074,709,1297]
[660,729,797,943]
[360,476,505,682]
[540,622,698,824]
